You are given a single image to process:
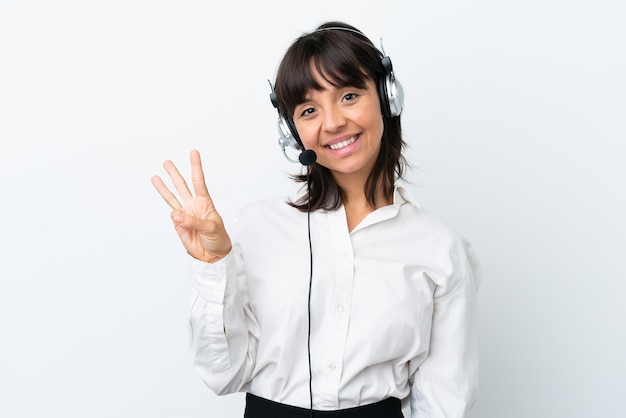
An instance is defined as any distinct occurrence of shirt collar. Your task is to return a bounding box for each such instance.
[393,185,420,208]
[348,185,419,233]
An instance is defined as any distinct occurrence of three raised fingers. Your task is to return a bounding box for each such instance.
[151,149,213,210]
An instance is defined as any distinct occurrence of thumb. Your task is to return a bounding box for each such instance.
[171,210,193,227]
[171,210,185,224]
[171,210,219,235]
[171,210,202,231]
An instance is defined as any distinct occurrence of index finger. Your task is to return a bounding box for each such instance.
[151,175,183,211]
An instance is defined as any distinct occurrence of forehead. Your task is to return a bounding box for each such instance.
[300,70,374,100]
[296,61,370,100]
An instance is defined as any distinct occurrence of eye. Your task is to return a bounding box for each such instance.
[342,92,359,102]
[299,107,315,118]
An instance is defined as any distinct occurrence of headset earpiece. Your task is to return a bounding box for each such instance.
[378,56,404,118]
[277,112,303,151]
[270,87,304,163]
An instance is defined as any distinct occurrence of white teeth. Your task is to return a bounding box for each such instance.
[328,136,357,150]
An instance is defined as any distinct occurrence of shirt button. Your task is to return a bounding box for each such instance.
[329,363,336,371]
[337,304,345,313]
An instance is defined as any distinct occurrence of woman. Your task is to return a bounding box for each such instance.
[152,21,481,418]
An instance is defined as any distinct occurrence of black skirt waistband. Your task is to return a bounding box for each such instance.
[244,393,403,418]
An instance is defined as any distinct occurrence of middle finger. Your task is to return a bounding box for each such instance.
[163,159,193,202]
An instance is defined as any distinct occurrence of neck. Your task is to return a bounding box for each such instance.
[336,176,392,232]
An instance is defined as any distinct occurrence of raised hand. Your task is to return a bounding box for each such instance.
[151,150,232,263]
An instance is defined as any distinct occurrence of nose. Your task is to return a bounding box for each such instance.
[322,106,347,133]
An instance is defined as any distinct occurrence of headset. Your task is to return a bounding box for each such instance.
[269,27,404,164]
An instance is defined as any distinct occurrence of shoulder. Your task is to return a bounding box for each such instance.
[238,196,294,217]
[229,195,308,237]
[394,187,481,288]
[394,187,460,244]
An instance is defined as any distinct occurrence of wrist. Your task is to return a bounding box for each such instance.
[196,246,232,264]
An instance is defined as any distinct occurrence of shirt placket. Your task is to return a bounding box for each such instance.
[317,214,355,409]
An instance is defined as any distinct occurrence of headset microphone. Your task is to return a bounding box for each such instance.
[299,149,317,166]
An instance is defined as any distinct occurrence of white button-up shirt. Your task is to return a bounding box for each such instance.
[188,187,481,417]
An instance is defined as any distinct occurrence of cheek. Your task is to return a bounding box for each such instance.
[295,123,316,148]
[370,115,385,144]
[361,98,384,138]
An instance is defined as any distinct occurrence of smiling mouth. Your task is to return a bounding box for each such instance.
[327,135,358,150]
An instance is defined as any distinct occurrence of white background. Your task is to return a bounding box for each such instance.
[1,1,624,417]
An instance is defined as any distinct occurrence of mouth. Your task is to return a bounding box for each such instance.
[326,135,359,150]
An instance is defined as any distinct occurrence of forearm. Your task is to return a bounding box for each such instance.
[188,253,258,395]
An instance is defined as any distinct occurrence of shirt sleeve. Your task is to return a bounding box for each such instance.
[187,250,260,395]
[410,240,482,418]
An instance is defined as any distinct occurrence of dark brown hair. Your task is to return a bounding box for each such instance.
[274,21,407,211]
